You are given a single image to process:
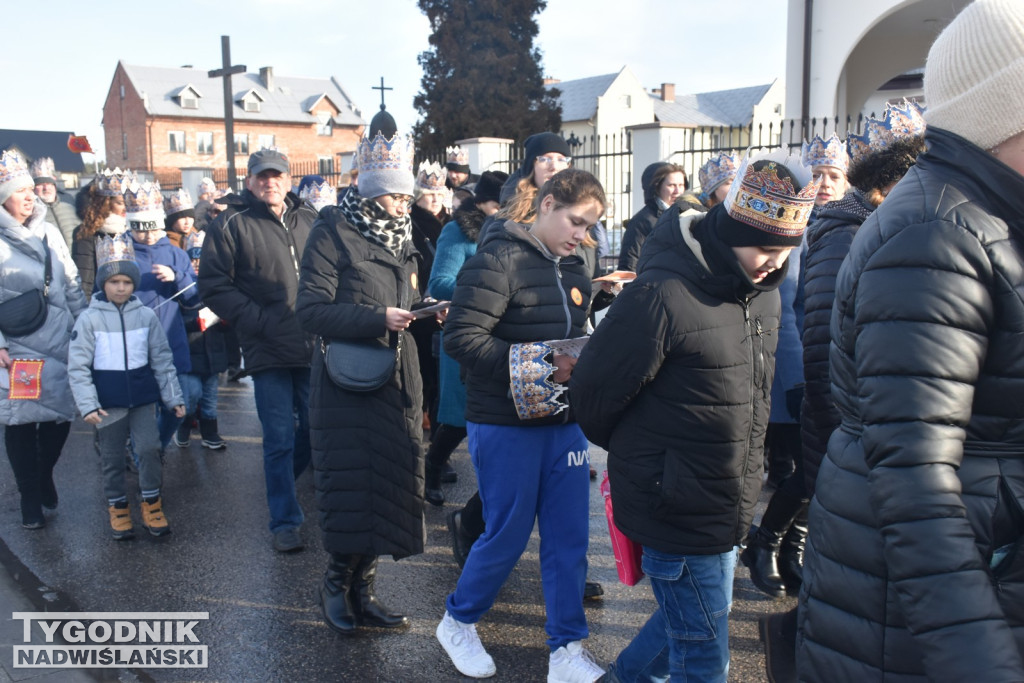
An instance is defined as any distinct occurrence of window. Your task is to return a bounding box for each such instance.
[197,132,214,155]
[122,133,128,160]
[244,97,260,113]
[181,95,199,109]
[318,157,334,175]
[317,112,333,137]
[258,134,275,150]
[619,94,632,108]
[233,134,249,155]
[119,84,125,100]
[168,131,185,153]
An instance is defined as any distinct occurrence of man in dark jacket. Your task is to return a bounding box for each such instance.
[572,154,819,682]
[198,149,317,553]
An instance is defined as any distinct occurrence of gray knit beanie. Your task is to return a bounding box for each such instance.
[924,0,1024,150]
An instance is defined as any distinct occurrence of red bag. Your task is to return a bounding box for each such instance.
[600,471,644,586]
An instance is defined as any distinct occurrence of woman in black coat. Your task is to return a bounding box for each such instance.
[799,3,1024,679]
[296,112,431,636]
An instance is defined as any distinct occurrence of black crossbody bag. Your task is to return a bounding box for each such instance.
[0,236,51,338]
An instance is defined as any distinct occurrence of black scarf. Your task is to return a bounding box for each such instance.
[339,188,412,258]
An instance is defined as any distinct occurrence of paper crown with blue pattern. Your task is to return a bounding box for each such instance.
[356,131,416,200]
[724,150,820,242]
[847,100,927,164]
[164,188,194,215]
[95,168,137,197]
[29,157,57,184]
[299,180,337,211]
[124,181,165,229]
[802,133,849,171]
[95,233,141,289]
[509,342,570,420]
[445,145,470,173]
[0,149,33,203]
[415,161,448,193]
[698,153,738,198]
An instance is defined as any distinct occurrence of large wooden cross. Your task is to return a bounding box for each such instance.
[208,36,247,192]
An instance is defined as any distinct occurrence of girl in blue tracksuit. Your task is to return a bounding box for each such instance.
[435,169,607,682]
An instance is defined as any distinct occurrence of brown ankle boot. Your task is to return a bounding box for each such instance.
[108,502,134,540]
[140,497,171,537]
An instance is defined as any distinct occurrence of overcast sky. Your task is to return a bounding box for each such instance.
[0,0,787,162]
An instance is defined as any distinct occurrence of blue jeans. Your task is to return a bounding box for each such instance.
[180,373,220,419]
[611,547,737,683]
[251,368,311,533]
[156,373,187,449]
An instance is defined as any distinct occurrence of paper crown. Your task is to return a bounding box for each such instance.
[415,161,448,193]
[802,133,849,171]
[299,180,337,210]
[29,157,57,183]
[0,149,32,191]
[509,342,570,420]
[698,153,738,197]
[96,233,137,270]
[185,229,206,260]
[724,151,820,240]
[164,188,194,216]
[197,177,216,195]
[95,168,137,197]
[446,145,469,167]
[357,132,415,176]
[124,181,166,227]
[847,100,927,164]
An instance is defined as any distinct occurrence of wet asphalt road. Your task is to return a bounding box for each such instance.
[0,375,791,682]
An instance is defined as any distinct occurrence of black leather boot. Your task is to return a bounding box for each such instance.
[318,553,359,634]
[741,489,805,598]
[778,502,809,595]
[352,555,408,628]
[424,461,444,507]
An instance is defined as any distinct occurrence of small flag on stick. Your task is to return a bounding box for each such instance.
[68,135,93,154]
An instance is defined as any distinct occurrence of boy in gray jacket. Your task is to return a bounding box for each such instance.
[68,235,184,539]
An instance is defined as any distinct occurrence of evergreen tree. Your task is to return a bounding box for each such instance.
[414,0,562,152]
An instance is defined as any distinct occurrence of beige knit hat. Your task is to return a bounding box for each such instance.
[924,0,1024,151]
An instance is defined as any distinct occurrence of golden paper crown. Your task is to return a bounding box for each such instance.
[95,168,137,197]
[847,100,927,164]
[415,161,448,193]
[802,133,849,171]
[124,181,165,227]
[446,145,469,166]
[725,152,820,239]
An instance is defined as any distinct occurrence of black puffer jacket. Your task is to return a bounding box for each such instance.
[197,190,316,375]
[798,128,1024,682]
[572,204,782,555]
[296,206,425,560]
[443,220,591,427]
[798,189,874,494]
[618,162,669,272]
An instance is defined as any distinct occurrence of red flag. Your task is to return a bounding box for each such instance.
[68,135,93,154]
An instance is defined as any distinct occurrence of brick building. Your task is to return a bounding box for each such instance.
[102,61,366,188]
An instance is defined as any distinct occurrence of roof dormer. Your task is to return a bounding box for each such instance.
[174,84,202,110]
[237,89,265,113]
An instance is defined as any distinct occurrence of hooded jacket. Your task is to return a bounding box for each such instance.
[197,189,317,375]
[0,201,86,425]
[799,128,1024,682]
[130,235,198,375]
[68,295,183,417]
[572,204,783,555]
[443,220,592,427]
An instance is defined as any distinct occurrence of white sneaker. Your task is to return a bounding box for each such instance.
[436,611,496,679]
[548,641,605,683]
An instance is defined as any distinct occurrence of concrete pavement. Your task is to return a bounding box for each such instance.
[0,375,793,681]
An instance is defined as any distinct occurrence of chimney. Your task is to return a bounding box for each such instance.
[260,66,274,91]
[661,83,675,103]
[544,77,561,86]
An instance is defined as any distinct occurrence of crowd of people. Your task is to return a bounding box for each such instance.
[3,1,1024,680]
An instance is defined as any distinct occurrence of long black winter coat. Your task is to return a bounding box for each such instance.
[572,205,782,555]
[443,220,592,427]
[197,190,316,375]
[798,189,874,495]
[296,207,425,559]
[798,128,1024,682]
